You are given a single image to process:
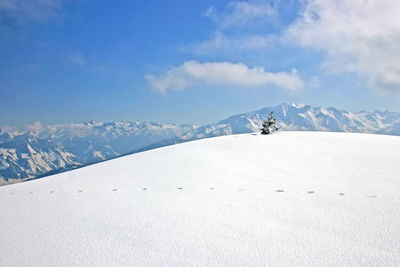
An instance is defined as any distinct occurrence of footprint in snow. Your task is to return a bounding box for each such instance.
[209,187,214,190]
[142,188,148,191]
[276,190,285,193]
[77,190,85,193]
[28,192,35,194]
[338,193,345,196]
[177,187,183,190]
[112,189,118,192]
[238,189,246,192]
[49,190,56,194]
[307,191,315,194]
[366,195,377,198]
[10,192,15,195]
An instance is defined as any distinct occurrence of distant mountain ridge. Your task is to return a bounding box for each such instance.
[211,103,400,135]
[1,103,400,185]
[0,121,194,185]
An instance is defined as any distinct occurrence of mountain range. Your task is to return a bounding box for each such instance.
[1,103,400,185]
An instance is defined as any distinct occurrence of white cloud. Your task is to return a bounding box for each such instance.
[286,0,400,92]
[0,0,63,24]
[145,61,303,93]
[23,121,45,134]
[204,0,277,29]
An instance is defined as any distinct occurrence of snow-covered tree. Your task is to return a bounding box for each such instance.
[260,112,280,135]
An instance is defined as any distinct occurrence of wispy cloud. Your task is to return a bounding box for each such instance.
[204,0,277,29]
[308,76,321,88]
[67,53,87,66]
[145,61,303,93]
[285,0,400,92]
[183,1,282,55]
[181,32,273,55]
[0,0,64,25]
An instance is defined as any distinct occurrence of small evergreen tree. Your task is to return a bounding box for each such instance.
[261,112,280,135]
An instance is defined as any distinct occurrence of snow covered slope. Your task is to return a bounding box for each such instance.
[0,132,399,266]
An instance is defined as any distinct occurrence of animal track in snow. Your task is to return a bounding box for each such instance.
[4,187,381,199]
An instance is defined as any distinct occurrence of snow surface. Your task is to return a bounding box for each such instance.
[0,131,399,266]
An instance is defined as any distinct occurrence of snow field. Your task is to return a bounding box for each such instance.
[0,132,399,266]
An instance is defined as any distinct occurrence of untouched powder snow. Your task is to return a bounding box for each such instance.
[0,132,399,266]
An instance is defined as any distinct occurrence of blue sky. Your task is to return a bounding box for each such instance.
[1,0,399,126]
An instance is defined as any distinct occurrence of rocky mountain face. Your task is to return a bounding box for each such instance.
[1,103,400,185]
